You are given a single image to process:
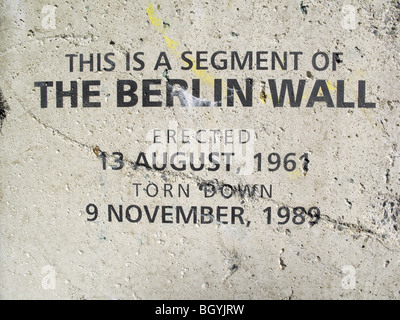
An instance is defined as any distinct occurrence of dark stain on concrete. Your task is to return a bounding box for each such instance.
[0,89,10,133]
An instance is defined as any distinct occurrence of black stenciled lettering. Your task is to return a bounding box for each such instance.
[308,207,321,226]
[208,153,220,171]
[111,152,124,170]
[238,184,257,198]
[181,51,193,70]
[221,152,234,171]
[332,52,343,71]
[211,51,227,70]
[132,52,145,71]
[312,52,329,71]
[268,79,306,107]
[56,81,77,108]
[176,206,197,224]
[268,153,281,171]
[306,80,334,108]
[135,152,151,168]
[214,79,222,106]
[231,51,253,70]
[86,203,98,221]
[261,185,272,198]
[146,182,158,197]
[189,153,205,171]
[227,78,253,107]
[79,53,94,72]
[126,205,142,223]
[196,51,208,70]
[167,129,176,143]
[263,206,320,226]
[256,51,268,70]
[358,81,375,108]
[144,206,159,223]
[337,80,354,108]
[254,153,261,172]
[65,54,77,72]
[154,51,172,70]
[82,80,101,107]
[271,51,287,70]
[170,152,186,171]
[108,204,123,222]
[100,152,106,170]
[34,81,53,108]
[201,206,213,224]
[264,207,272,224]
[152,152,167,171]
[221,184,234,199]
[163,184,173,197]
[289,51,303,70]
[277,207,290,224]
[231,207,245,224]
[103,52,115,71]
[162,206,173,223]
[117,80,138,107]
[201,183,216,198]
[217,206,228,224]
[283,153,296,171]
[292,207,306,225]
[143,79,162,107]
[96,53,101,71]
[179,184,189,198]
[132,183,141,196]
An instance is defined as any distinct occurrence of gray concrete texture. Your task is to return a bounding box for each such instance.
[0,0,399,299]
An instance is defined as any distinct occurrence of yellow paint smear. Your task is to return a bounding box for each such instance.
[146,4,218,88]
[146,4,163,31]
[326,80,336,93]
[288,168,304,180]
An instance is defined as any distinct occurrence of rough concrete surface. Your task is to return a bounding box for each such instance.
[0,0,399,300]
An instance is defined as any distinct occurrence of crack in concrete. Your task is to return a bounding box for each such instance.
[18,101,400,251]
[318,214,399,253]
[24,106,94,151]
